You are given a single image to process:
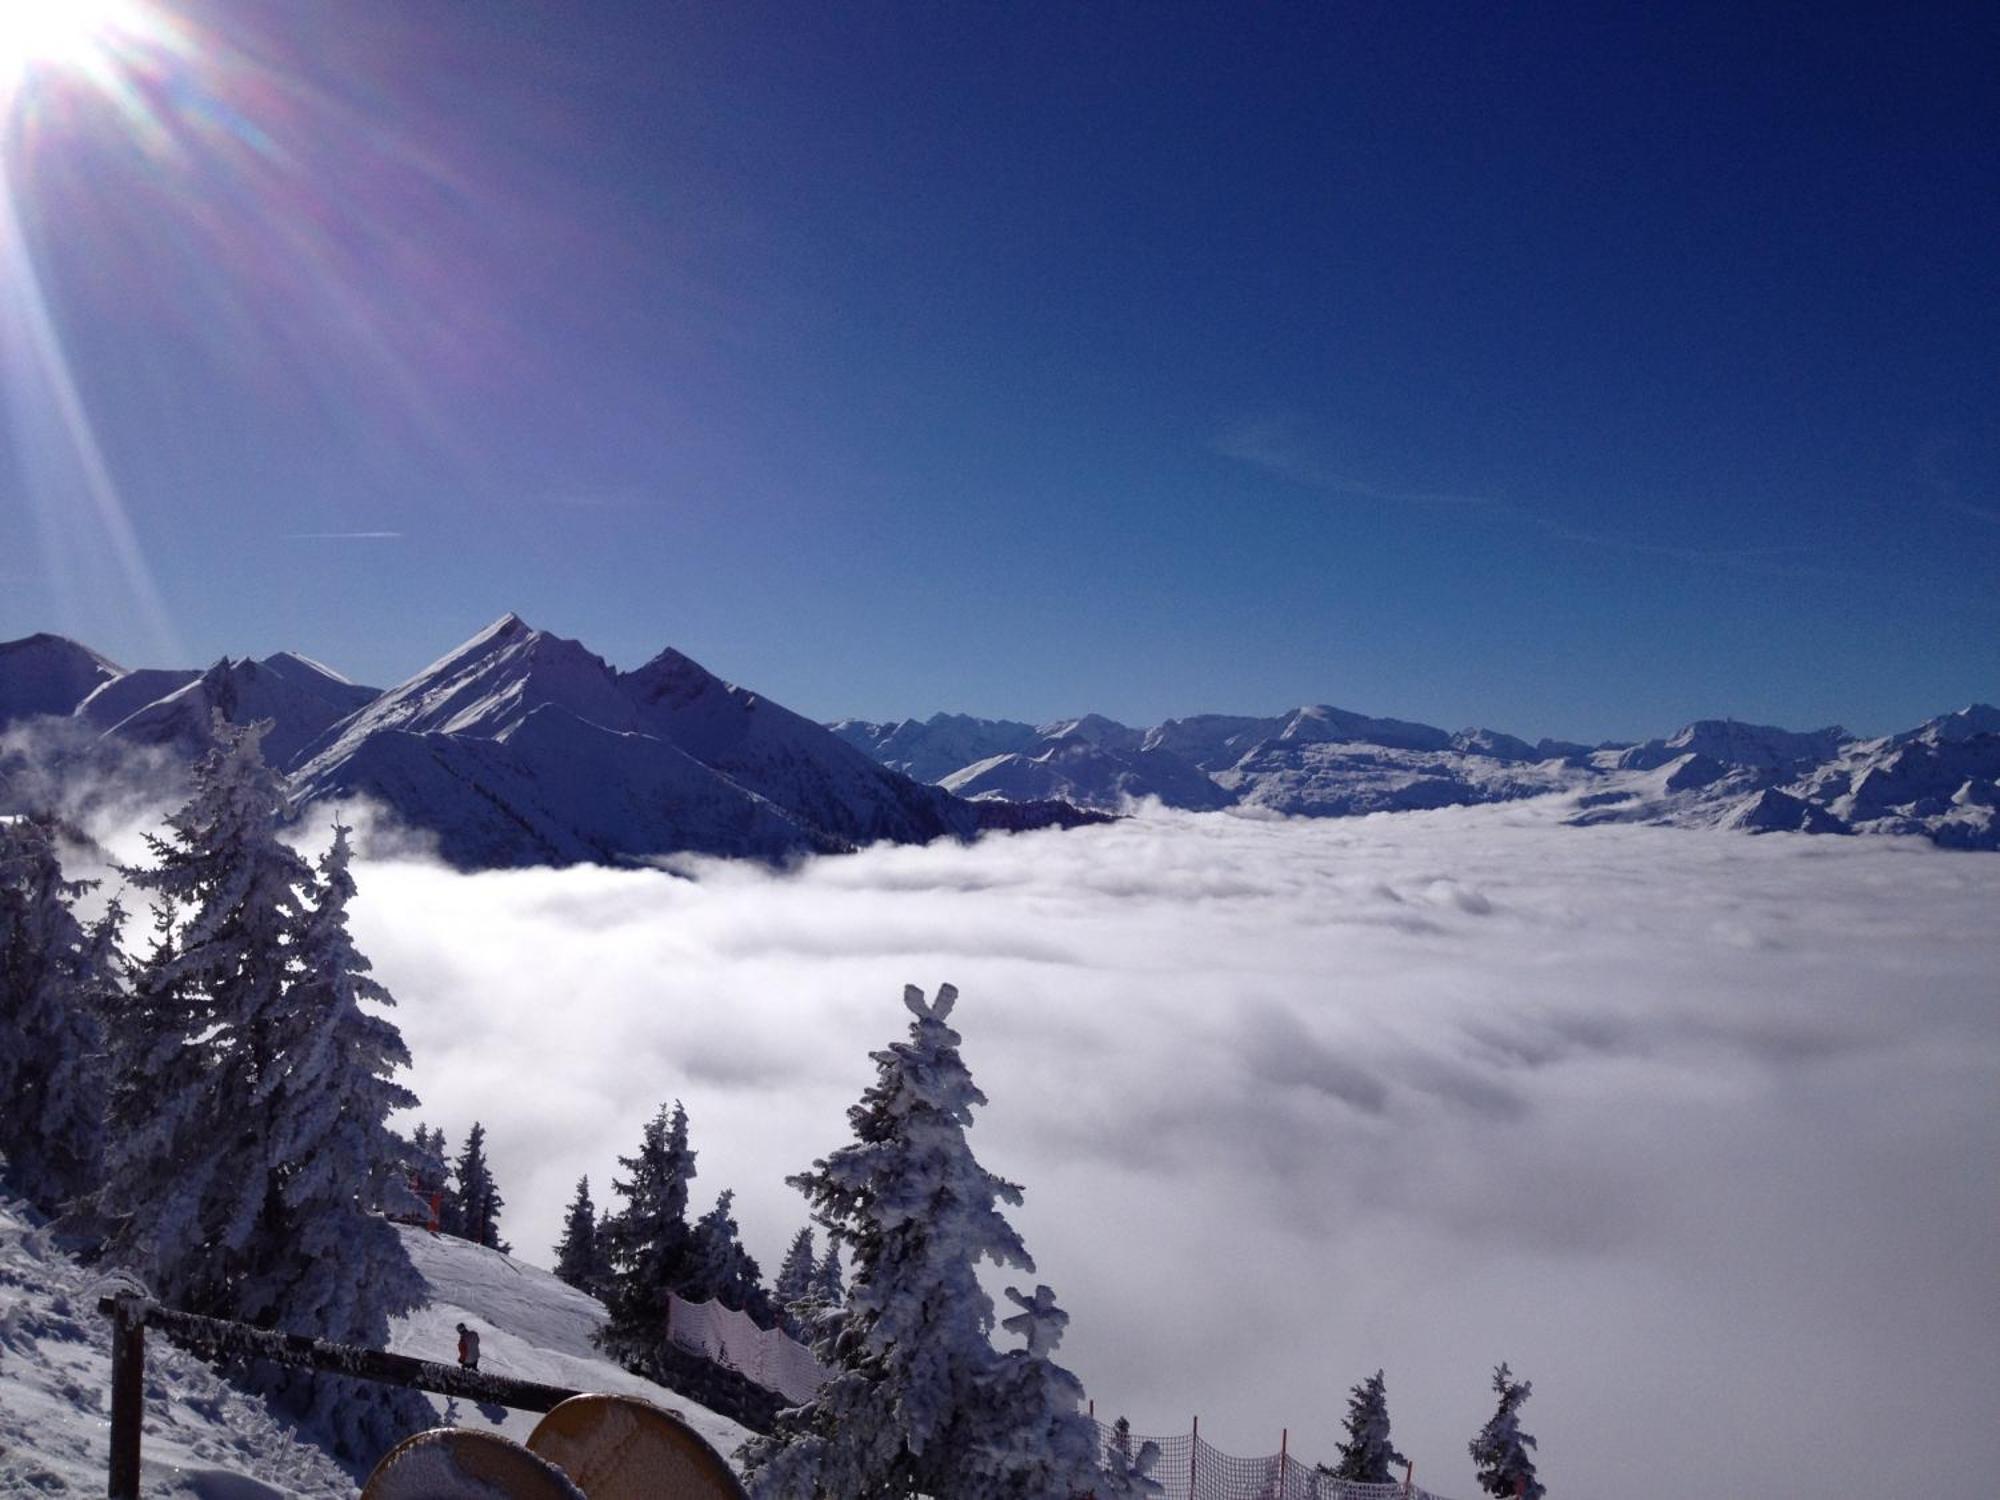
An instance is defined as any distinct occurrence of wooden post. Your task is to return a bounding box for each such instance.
[1189,1415,1198,1497]
[1403,1458,1415,1496]
[107,1297,144,1500]
[1277,1427,1288,1499]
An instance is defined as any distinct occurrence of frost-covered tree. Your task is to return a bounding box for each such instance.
[813,1240,843,1305]
[774,1225,818,1337]
[686,1188,771,1322]
[450,1121,508,1252]
[96,732,429,1463]
[554,1175,612,1295]
[957,1283,1101,1499]
[596,1099,699,1367]
[238,821,431,1452]
[1469,1362,1545,1500]
[739,983,1046,1499]
[0,813,117,1212]
[1324,1369,1408,1484]
[1098,1416,1165,1498]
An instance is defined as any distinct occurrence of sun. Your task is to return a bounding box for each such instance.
[0,0,132,87]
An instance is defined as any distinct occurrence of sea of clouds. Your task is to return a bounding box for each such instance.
[302,800,1998,1500]
[59,784,1999,1498]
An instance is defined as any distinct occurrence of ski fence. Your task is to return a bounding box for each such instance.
[665,1292,830,1406]
[664,1294,1462,1500]
[1094,1420,1458,1500]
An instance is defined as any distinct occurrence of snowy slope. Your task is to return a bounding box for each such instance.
[106,656,382,771]
[943,734,1236,812]
[0,1196,750,1498]
[388,1227,751,1467]
[0,636,122,730]
[0,1195,355,1499]
[290,616,1088,868]
[73,668,203,731]
[830,714,1041,783]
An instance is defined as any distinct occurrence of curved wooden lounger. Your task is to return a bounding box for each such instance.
[527,1393,749,1500]
[361,1427,585,1499]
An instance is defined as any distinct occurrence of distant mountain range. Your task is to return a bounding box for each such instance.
[0,622,1098,868]
[3,624,1993,860]
[833,700,2000,851]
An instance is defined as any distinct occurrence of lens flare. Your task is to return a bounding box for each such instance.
[0,0,126,83]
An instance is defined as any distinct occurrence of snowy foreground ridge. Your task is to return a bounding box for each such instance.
[4,623,1993,863]
[0,1196,749,1497]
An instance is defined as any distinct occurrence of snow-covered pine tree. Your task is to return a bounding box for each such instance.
[956,1282,1101,1499]
[98,720,319,1310]
[96,728,430,1463]
[685,1188,773,1324]
[1325,1368,1409,1483]
[738,983,1039,1499]
[0,813,117,1213]
[1469,1362,1545,1500]
[773,1225,817,1338]
[236,820,432,1455]
[1099,1416,1165,1498]
[554,1175,610,1294]
[595,1099,699,1368]
[450,1121,509,1253]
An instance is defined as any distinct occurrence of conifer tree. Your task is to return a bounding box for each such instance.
[554,1175,611,1294]
[1469,1362,1545,1500]
[812,1241,844,1306]
[595,1099,699,1367]
[1099,1416,1165,1498]
[686,1188,766,1312]
[959,1283,1102,1499]
[96,730,429,1462]
[450,1121,508,1252]
[774,1226,818,1338]
[0,813,117,1213]
[1325,1369,1408,1484]
[740,983,1052,1499]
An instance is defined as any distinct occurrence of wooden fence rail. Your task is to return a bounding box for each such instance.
[96,1295,583,1499]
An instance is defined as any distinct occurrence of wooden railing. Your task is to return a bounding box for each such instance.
[96,1295,582,1498]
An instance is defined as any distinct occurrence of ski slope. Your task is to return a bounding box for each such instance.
[386,1225,753,1467]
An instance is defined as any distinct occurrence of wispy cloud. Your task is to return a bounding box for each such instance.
[285,530,405,540]
[1215,419,1841,578]
[1946,498,2000,526]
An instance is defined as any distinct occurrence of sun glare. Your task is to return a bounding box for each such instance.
[0,0,129,86]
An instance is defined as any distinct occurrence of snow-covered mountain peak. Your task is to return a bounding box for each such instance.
[0,633,124,727]
[1901,703,2000,745]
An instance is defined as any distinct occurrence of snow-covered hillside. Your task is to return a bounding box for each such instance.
[0,636,122,731]
[0,1196,747,1497]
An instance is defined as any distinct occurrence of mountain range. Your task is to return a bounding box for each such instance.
[834,700,2000,851]
[2,623,1993,859]
[0,621,1097,868]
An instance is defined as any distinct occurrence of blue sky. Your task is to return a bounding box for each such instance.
[2,0,1994,740]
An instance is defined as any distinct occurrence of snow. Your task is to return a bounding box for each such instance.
[0,1179,748,1497]
[288,615,1072,868]
[0,1196,355,1499]
[387,1226,751,1467]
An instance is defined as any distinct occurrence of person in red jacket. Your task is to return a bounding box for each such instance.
[456,1322,480,1372]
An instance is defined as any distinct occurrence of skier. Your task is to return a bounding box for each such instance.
[456,1322,481,1372]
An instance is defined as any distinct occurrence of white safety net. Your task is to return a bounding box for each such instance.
[664,1293,831,1407]
[1096,1422,1461,1500]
